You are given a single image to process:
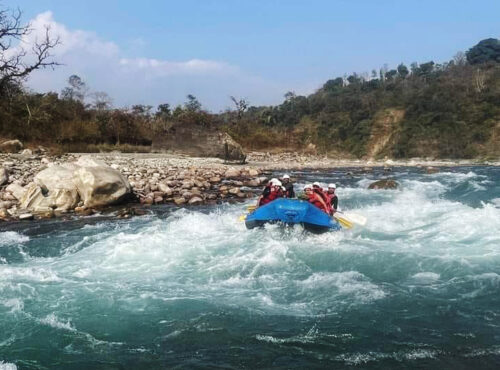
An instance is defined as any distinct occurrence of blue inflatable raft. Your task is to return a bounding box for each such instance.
[245,198,341,233]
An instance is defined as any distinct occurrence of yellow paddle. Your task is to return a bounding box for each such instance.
[238,205,257,222]
[334,214,353,229]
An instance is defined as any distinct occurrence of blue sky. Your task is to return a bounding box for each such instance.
[4,0,500,111]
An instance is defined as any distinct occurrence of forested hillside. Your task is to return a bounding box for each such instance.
[1,5,499,161]
[227,38,500,159]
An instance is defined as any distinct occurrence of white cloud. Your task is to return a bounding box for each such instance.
[17,11,119,57]
[118,58,237,76]
[18,11,287,111]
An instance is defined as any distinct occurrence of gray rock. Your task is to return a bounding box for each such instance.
[73,166,131,208]
[6,183,25,200]
[368,179,399,190]
[181,180,194,189]
[245,179,260,187]
[173,197,186,205]
[0,167,8,186]
[225,169,240,178]
[0,200,14,209]
[19,213,34,220]
[188,196,203,205]
[0,140,23,153]
[34,165,80,211]
[158,183,173,195]
[228,187,240,195]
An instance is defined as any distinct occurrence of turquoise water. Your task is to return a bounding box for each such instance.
[1,166,500,369]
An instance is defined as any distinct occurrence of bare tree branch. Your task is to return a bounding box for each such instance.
[0,7,60,94]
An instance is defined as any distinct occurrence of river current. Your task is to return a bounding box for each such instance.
[1,166,499,369]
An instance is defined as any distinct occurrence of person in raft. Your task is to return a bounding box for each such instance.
[257,178,283,206]
[303,184,329,213]
[312,182,332,214]
[326,183,338,215]
[281,174,295,198]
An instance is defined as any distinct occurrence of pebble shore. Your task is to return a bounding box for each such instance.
[0,150,498,221]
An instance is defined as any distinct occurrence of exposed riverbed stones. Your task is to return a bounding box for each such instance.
[1,150,480,222]
[0,153,266,221]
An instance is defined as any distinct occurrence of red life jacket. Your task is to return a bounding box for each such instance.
[260,189,282,206]
[314,188,332,214]
[307,193,328,213]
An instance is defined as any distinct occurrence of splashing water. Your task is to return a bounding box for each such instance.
[1,166,499,368]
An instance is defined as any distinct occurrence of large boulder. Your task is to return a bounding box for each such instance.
[0,139,23,153]
[368,179,399,190]
[12,156,132,213]
[73,165,131,208]
[34,165,80,211]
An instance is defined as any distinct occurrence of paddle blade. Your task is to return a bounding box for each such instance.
[247,205,257,212]
[343,212,367,226]
[238,215,247,222]
[333,213,353,229]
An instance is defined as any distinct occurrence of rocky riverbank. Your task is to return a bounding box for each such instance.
[246,151,500,169]
[0,152,268,221]
[1,150,498,222]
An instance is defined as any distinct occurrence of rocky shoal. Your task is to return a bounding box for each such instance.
[0,152,269,221]
[1,150,495,222]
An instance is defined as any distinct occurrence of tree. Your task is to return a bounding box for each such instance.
[386,69,398,80]
[131,104,152,117]
[410,62,419,75]
[91,91,112,110]
[61,75,87,102]
[156,103,171,118]
[466,38,500,65]
[323,77,344,91]
[347,73,361,84]
[397,63,409,78]
[284,91,296,101]
[453,51,467,66]
[0,6,60,94]
[185,94,201,112]
[230,96,248,119]
[419,61,435,76]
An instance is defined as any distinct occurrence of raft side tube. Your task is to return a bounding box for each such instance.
[245,198,341,232]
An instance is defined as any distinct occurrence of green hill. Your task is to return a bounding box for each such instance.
[226,39,500,159]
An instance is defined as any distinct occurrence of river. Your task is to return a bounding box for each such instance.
[1,166,500,369]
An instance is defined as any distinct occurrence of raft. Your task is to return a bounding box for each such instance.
[245,198,341,233]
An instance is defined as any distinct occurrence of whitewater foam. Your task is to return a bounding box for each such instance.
[0,232,29,248]
[0,166,499,368]
[0,362,17,370]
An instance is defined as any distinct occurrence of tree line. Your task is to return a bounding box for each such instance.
[1,5,499,158]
